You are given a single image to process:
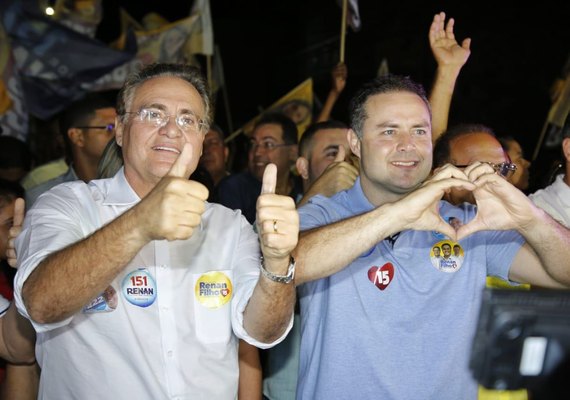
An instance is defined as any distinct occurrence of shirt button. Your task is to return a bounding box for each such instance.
[167,350,173,357]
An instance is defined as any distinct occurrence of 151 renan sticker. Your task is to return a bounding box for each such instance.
[122,269,157,307]
[195,271,232,309]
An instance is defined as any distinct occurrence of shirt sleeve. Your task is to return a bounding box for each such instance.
[14,182,98,333]
[230,213,294,349]
[0,295,10,318]
[298,195,337,232]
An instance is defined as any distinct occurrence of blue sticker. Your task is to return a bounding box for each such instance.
[83,285,118,313]
[122,269,157,307]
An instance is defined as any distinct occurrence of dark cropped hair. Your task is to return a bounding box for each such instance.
[116,63,211,129]
[0,178,24,208]
[254,112,298,145]
[349,74,430,138]
[433,123,496,168]
[59,93,115,161]
[209,123,226,142]
[0,136,32,171]
[299,120,348,157]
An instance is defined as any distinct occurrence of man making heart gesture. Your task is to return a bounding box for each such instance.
[288,74,570,400]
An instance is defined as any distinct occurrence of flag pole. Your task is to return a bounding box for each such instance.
[340,0,348,63]
[215,45,234,133]
[207,54,213,93]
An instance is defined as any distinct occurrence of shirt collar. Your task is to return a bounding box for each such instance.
[102,167,141,206]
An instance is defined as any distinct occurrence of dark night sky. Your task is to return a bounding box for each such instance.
[105,0,569,182]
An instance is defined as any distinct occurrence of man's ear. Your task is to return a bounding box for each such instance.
[68,128,84,148]
[563,137,570,162]
[114,116,123,147]
[296,157,309,180]
[348,129,361,159]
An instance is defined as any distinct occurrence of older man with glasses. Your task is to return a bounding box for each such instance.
[13,63,299,399]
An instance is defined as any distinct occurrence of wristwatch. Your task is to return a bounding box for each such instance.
[260,255,296,284]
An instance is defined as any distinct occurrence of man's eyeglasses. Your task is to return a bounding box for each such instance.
[249,140,293,152]
[124,108,208,133]
[454,162,517,178]
[76,124,115,132]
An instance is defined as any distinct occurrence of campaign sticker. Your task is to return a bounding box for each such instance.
[367,263,395,291]
[429,240,464,273]
[83,285,118,313]
[195,271,232,309]
[122,269,157,307]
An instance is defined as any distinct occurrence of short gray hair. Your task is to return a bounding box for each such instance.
[116,63,211,130]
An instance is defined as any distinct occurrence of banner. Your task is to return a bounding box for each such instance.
[84,10,211,92]
[532,73,570,160]
[0,0,136,120]
[189,0,213,56]
[230,78,313,142]
[51,0,103,38]
[0,23,28,141]
[337,0,361,32]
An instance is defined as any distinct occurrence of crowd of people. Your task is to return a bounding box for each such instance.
[0,9,568,400]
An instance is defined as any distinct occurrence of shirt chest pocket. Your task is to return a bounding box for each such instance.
[192,270,233,344]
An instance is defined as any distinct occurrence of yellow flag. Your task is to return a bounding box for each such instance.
[236,78,313,141]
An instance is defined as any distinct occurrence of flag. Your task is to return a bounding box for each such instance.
[84,9,210,92]
[337,0,361,32]
[540,75,570,151]
[0,23,28,141]
[189,0,214,56]
[377,57,389,77]
[51,0,103,38]
[0,0,137,120]
[229,79,313,142]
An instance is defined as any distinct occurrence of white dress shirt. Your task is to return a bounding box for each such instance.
[14,168,292,400]
[529,174,570,227]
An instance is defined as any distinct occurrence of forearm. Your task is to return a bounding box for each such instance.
[518,208,570,285]
[243,256,296,343]
[0,303,35,364]
[238,340,262,400]
[22,207,148,324]
[429,65,462,141]
[316,90,339,122]
[293,204,398,284]
[0,363,40,400]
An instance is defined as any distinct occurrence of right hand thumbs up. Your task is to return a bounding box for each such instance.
[256,164,299,261]
[167,143,195,180]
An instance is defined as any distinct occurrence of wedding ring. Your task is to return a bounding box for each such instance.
[273,220,278,233]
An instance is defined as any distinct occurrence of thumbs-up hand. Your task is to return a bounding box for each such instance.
[6,198,25,268]
[136,143,209,242]
[256,164,299,268]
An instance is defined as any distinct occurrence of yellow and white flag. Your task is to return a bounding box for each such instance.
[232,78,313,142]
